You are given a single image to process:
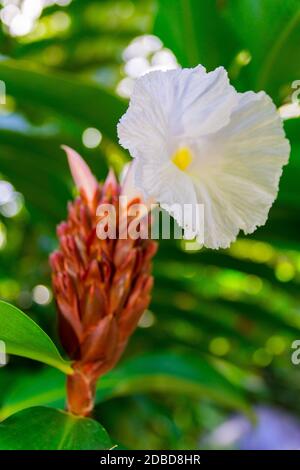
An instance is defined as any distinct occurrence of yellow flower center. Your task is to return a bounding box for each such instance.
[172,147,193,171]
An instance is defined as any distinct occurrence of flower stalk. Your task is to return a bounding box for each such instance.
[50,149,157,416]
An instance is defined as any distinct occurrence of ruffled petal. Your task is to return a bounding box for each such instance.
[117,70,173,161]
[118,65,290,250]
[117,65,238,160]
[179,66,238,138]
[191,91,290,249]
[133,157,198,233]
[121,160,156,210]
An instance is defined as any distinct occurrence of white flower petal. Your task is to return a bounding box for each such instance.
[121,160,156,209]
[133,157,198,231]
[118,64,290,250]
[179,66,238,137]
[118,69,175,160]
[117,65,238,159]
[191,91,290,249]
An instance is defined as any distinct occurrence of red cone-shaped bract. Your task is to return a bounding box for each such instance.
[50,171,157,416]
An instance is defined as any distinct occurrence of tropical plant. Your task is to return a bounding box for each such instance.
[0,0,299,450]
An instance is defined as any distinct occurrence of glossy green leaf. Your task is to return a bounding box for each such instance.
[0,60,126,143]
[0,131,71,222]
[153,0,238,69]
[0,368,65,421]
[222,0,300,99]
[154,1,300,101]
[96,353,250,414]
[0,352,251,421]
[0,301,72,375]
[0,407,111,450]
[277,119,300,209]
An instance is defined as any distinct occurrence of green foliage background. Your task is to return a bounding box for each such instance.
[0,0,300,449]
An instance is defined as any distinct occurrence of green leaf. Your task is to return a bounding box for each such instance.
[222,0,300,100]
[0,353,251,420]
[96,353,250,414]
[0,128,111,224]
[153,0,238,69]
[0,407,111,450]
[0,368,65,421]
[277,119,300,209]
[0,60,126,143]
[154,1,300,101]
[0,301,73,375]
[0,131,72,223]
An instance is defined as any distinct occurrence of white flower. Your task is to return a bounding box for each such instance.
[117,65,290,249]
